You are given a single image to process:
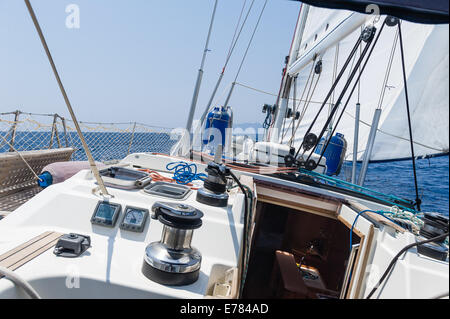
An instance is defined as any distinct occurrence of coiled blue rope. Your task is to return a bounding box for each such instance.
[166,161,207,185]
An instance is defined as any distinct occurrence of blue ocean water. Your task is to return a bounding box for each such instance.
[2,131,448,216]
[340,156,449,216]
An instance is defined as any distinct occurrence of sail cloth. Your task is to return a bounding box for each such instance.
[290,0,449,24]
[281,6,449,161]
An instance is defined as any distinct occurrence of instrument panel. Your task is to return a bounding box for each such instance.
[91,201,121,227]
[91,201,149,233]
[120,206,149,232]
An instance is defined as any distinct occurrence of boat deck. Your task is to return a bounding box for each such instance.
[0,163,245,298]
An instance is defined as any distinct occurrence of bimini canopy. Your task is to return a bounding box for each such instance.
[291,0,449,24]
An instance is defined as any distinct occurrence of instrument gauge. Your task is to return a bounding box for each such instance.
[120,206,149,232]
[91,201,121,227]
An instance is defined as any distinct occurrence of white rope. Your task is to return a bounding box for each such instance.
[0,266,41,299]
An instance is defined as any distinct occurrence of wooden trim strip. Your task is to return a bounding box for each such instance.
[338,214,375,299]
[0,232,63,275]
[257,186,340,219]
[0,231,54,263]
[354,225,375,298]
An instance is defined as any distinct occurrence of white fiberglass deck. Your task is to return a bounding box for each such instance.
[0,164,245,298]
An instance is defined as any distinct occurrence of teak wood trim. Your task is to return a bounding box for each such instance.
[0,231,63,275]
[256,185,340,219]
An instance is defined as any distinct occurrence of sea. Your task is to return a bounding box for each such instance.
[340,155,449,216]
[1,131,448,217]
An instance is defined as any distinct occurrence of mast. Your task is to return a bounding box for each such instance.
[184,0,218,134]
[269,4,309,143]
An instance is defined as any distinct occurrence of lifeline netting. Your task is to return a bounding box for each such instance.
[0,111,180,162]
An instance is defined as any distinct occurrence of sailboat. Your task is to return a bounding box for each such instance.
[0,0,448,300]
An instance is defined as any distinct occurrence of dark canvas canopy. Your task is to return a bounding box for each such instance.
[291,0,449,24]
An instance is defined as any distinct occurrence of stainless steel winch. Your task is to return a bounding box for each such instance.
[142,202,204,286]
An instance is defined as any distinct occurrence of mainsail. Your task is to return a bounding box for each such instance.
[279,5,449,161]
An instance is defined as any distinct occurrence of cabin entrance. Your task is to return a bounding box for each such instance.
[242,199,361,299]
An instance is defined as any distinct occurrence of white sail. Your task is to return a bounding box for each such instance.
[280,6,449,161]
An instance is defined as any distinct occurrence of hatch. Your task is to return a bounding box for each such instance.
[99,167,151,189]
[144,182,191,199]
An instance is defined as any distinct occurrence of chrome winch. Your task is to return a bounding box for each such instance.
[196,146,230,207]
[142,202,204,286]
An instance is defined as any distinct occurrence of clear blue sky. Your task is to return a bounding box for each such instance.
[0,0,300,128]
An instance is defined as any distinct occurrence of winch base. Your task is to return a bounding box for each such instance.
[142,261,200,286]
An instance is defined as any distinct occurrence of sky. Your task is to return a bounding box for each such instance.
[0,0,300,128]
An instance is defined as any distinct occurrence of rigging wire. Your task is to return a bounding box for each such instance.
[281,59,314,141]
[398,21,421,211]
[198,0,256,127]
[291,76,298,138]
[314,23,386,166]
[224,0,256,73]
[293,34,363,161]
[213,81,442,153]
[377,27,399,110]
[222,0,268,109]
[342,110,443,152]
[234,81,332,105]
[330,43,340,115]
[232,0,268,84]
[225,0,248,63]
[281,75,299,140]
[287,59,319,145]
[291,68,322,146]
[24,0,109,196]
[307,25,379,165]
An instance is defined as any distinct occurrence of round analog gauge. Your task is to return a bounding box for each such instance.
[120,206,149,232]
[125,209,144,225]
